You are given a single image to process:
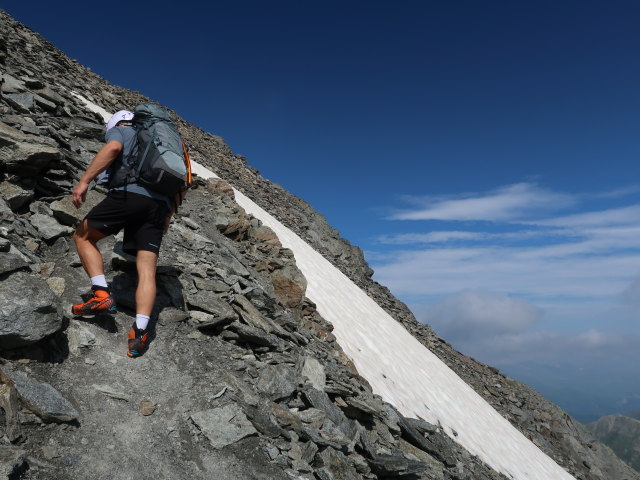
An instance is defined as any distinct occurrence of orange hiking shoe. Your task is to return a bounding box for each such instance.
[71,285,116,316]
[127,322,151,358]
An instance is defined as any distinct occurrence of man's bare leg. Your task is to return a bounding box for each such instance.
[71,220,116,316]
[135,250,158,317]
[73,219,108,277]
[127,250,158,357]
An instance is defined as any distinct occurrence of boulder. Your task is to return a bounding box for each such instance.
[0,253,28,275]
[301,356,326,390]
[0,271,63,349]
[33,86,65,106]
[256,364,299,401]
[186,291,237,321]
[0,367,79,422]
[0,182,32,211]
[5,93,34,113]
[0,140,61,176]
[227,322,280,348]
[189,310,233,329]
[0,73,26,94]
[0,446,26,478]
[271,264,307,308]
[30,213,73,241]
[190,404,257,449]
[314,445,361,480]
[50,189,105,226]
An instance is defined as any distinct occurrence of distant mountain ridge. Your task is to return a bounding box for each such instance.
[586,414,640,472]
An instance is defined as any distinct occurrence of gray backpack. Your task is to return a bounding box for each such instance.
[130,103,191,198]
[106,103,191,199]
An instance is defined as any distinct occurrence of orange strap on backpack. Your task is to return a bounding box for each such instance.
[182,139,193,185]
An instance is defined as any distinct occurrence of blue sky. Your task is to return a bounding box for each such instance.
[4,1,639,422]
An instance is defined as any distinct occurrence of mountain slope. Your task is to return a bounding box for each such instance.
[586,415,640,472]
[0,9,637,480]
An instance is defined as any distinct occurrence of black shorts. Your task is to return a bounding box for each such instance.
[85,190,169,255]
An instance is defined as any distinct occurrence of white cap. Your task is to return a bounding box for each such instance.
[106,110,134,132]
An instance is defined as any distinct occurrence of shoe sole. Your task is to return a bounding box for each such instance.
[71,305,117,316]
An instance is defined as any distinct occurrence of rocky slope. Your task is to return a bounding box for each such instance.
[586,415,640,472]
[0,8,637,480]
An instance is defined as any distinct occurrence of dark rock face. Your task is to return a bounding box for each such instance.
[0,8,636,480]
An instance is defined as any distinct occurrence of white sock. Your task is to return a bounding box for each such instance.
[135,314,150,331]
[90,275,108,288]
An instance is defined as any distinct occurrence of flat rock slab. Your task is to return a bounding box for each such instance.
[191,404,257,449]
[301,356,326,390]
[30,213,73,241]
[1,367,78,422]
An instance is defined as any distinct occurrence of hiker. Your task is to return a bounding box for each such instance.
[70,107,189,358]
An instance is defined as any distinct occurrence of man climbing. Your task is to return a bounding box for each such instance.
[70,109,179,358]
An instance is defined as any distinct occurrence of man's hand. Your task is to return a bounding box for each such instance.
[71,140,122,209]
[72,181,89,209]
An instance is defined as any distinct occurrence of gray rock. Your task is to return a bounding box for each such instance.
[0,238,9,252]
[0,73,25,94]
[193,277,229,292]
[301,356,326,390]
[182,217,200,230]
[367,454,429,477]
[233,294,275,333]
[0,120,30,145]
[186,291,237,321]
[0,253,28,275]
[0,368,78,422]
[30,213,73,241]
[303,388,348,430]
[228,322,280,348]
[33,86,65,105]
[33,93,57,111]
[23,77,44,89]
[256,364,299,401]
[67,322,97,354]
[0,446,26,478]
[0,182,32,211]
[191,404,257,449]
[189,310,233,329]
[0,271,62,348]
[271,263,307,308]
[20,122,41,136]
[0,140,61,176]
[158,308,189,325]
[50,189,105,226]
[314,448,361,480]
[5,93,34,112]
[66,119,104,140]
[46,276,65,296]
[0,196,14,222]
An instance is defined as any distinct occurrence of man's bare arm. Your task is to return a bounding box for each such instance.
[72,140,122,208]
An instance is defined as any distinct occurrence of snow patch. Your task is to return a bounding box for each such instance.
[70,92,112,123]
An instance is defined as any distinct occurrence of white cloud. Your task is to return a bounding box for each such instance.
[420,291,541,340]
[527,205,640,228]
[594,185,640,199]
[389,183,575,222]
[621,276,640,309]
[376,229,565,245]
